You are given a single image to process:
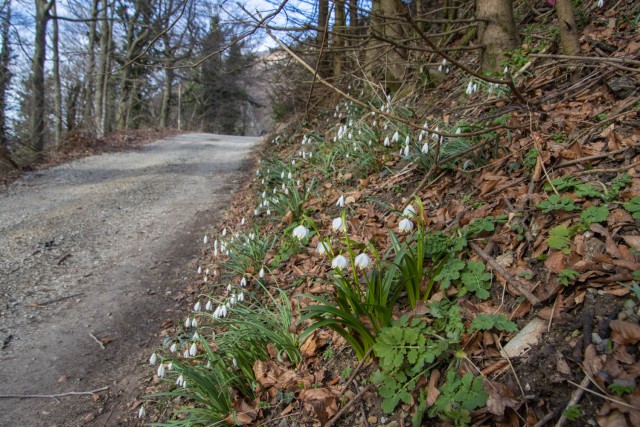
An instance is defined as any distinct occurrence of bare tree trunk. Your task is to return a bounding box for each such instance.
[333,0,345,77]
[476,0,519,72]
[94,0,108,138]
[317,0,329,75]
[52,1,62,144]
[0,0,12,150]
[364,0,381,81]
[82,0,98,126]
[380,0,404,84]
[555,0,580,56]
[30,0,54,159]
[160,66,173,128]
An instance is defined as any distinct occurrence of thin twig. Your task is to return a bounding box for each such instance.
[554,145,635,168]
[530,53,640,67]
[89,332,106,350]
[0,386,109,400]
[339,348,373,399]
[555,375,591,427]
[469,241,540,306]
[573,160,640,177]
[325,385,372,427]
[566,378,638,411]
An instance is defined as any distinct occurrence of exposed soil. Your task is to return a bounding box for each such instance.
[0,133,258,426]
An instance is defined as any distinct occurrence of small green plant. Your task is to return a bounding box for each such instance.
[608,382,635,396]
[464,215,507,236]
[523,148,539,171]
[535,194,577,213]
[428,371,488,427]
[469,314,518,333]
[623,196,640,219]
[562,404,583,421]
[340,367,353,381]
[580,205,609,226]
[224,230,277,276]
[548,226,572,254]
[322,348,334,359]
[558,268,580,286]
[460,260,493,299]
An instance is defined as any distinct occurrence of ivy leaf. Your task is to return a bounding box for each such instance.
[434,258,466,289]
[460,260,492,299]
[469,314,518,333]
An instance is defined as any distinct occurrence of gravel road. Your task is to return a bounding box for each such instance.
[0,133,258,426]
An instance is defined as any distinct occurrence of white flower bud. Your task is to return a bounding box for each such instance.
[157,363,165,378]
[398,218,414,233]
[138,405,146,418]
[149,352,157,365]
[189,342,197,357]
[354,253,372,269]
[331,255,349,270]
[332,217,346,232]
[292,225,310,240]
[336,195,345,207]
[169,343,177,353]
[194,301,201,312]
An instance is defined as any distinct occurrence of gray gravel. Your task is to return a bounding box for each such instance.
[0,133,258,426]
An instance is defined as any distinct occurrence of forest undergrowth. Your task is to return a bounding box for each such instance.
[139,3,640,427]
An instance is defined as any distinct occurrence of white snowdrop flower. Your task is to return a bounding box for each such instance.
[292,225,310,240]
[238,292,245,302]
[230,294,237,305]
[189,342,197,357]
[383,123,388,130]
[261,190,266,198]
[346,153,349,159]
[169,343,177,353]
[233,358,238,368]
[204,299,212,311]
[403,205,416,218]
[317,240,330,255]
[138,405,146,418]
[398,148,403,156]
[183,349,190,358]
[213,306,221,318]
[405,135,411,145]
[333,136,337,142]
[149,352,157,365]
[220,305,228,317]
[354,253,372,269]
[281,182,286,190]
[193,332,199,340]
[455,127,461,134]
[272,187,277,194]
[597,0,604,7]
[240,277,248,287]
[438,64,443,72]
[398,218,414,233]
[403,145,410,156]
[309,152,313,159]
[348,132,353,140]
[383,136,390,147]
[184,317,191,328]
[266,209,271,216]
[472,83,478,93]
[259,267,265,278]
[285,187,290,194]
[332,217,346,232]
[372,120,377,127]
[167,362,173,371]
[157,363,165,378]
[421,143,430,154]
[371,111,376,116]
[331,254,349,270]
[254,209,259,216]
[392,131,399,142]
[334,112,338,118]
[183,380,188,389]
[336,195,345,207]
[241,217,245,225]
[213,247,218,257]
[203,235,208,245]
[176,375,184,387]
[463,159,473,170]
[222,228,227,237]
[191,317,198,327]
[194,301,201,312]
[298,150,302,157]
[368,140,373,146]
[292,159,296,165]
[297,179,301,186]
[227,283,232,292]
[197,266,202,275]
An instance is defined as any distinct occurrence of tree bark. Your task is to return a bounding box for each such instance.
[476,0,520,72]
[82,0,99,127]
[380,0,405,84]
[333,0,345,77]
[555,0,580,56]
[317,0,329,75]
[160,66,173,128]
[0,0,12,151]
[52,1,62,144]
[94,0,109,138]
[30,0,54,159]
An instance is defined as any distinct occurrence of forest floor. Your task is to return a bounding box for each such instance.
[0,133,258,426]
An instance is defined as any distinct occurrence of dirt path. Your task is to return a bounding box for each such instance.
[0,133,258,426]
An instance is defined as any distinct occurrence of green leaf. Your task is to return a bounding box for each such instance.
[623,196,640,219]
[548,226,571,253]
[434,258,465,289]
[558,268,579,286]
[469,314,518,333]
[535,194,577,213]
[575,184,603,199]
[460,260,492,299]
[580,205,609,225]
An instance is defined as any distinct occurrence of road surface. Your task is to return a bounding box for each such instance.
[0,133,258,426]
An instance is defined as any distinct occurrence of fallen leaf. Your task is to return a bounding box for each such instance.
[501,318,547,358]
[426,369,441,407]
[621,235,640,252]
[610,320,640,345]
[485,380,520,416]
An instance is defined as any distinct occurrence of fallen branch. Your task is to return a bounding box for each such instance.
[0,386,109,401]
[338,348,373,399]
[89,332,106,350]
[469,241,540,306]
[555,145,637,169]
[325,384,372,427]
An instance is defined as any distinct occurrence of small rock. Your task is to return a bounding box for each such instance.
[367,415,377,423]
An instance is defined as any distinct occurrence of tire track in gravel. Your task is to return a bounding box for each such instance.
[0,133,258,426]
